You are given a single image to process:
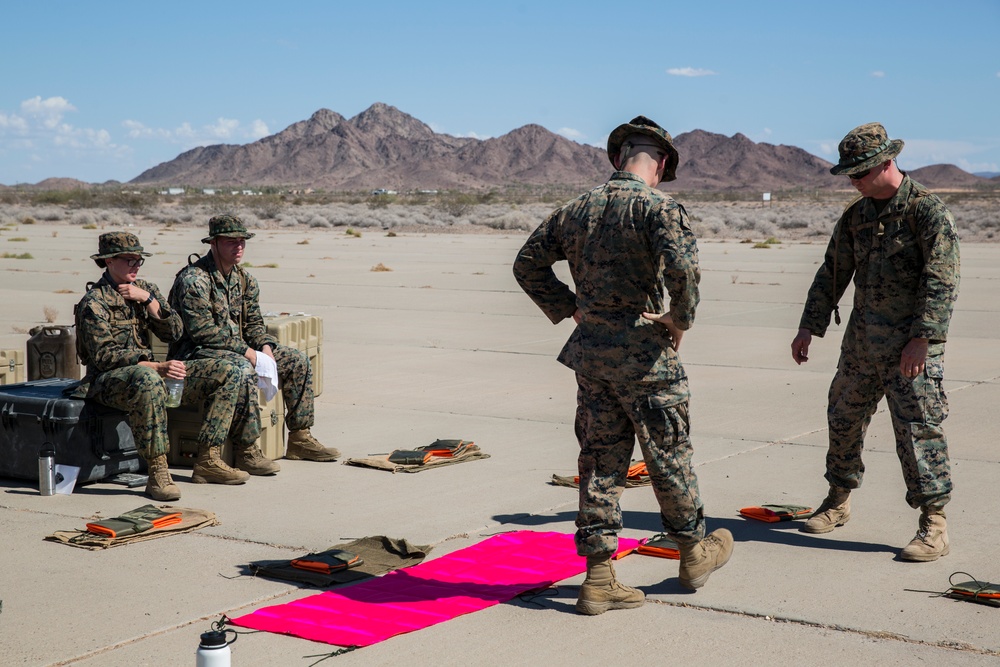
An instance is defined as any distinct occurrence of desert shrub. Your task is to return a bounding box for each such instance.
[252,196,285,219]
[366,194,396,210]
[435,192,476,217]
[476,208,540,231]
[71,212,95,226]
[208,198,243,215]
[98,210,126,226]
[110,191,150,216]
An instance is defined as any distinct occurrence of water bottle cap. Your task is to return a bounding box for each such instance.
[199,630,227,648]
[40,446,55,457]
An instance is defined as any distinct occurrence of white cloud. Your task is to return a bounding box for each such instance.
[205,117,240,140]
[123,119,169,139]
[53,126,115,150]
[667,67,717,77]
[1,96,119,155]
[557,127,583,140]
[0,112,29,133]
[897,138,1000,171]
[818,142,835,156]
[20,96,76,128]
[123,117,267,147]
[250,119,270,138]
[871,71,885,78]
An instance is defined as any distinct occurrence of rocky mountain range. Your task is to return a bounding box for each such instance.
[6,103,996,192]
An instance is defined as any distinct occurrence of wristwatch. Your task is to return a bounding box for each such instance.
[143,294,154,306]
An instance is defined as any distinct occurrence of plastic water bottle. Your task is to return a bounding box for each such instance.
[196,630,231,666]
[38,446,56,496]
[164,377,185,408]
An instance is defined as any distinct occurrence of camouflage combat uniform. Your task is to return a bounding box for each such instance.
[168,252,315,433]
[75,273,259,458]
[799,175,960,510]
[514,170,704,556]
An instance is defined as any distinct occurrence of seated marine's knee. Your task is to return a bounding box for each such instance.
[132,366,168,403]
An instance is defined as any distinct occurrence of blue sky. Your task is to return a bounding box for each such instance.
[1,1,998,185]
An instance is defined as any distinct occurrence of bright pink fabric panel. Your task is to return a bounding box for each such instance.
[231,530,638,647]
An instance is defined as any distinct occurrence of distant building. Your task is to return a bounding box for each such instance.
[167,187,184,196]
[202,188,216,195]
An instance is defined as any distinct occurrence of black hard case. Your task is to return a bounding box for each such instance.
[0,379,142,482]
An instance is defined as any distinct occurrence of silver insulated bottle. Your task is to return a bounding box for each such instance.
[38,445,56,496]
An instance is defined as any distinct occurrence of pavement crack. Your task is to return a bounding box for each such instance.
[644,599,1000,656]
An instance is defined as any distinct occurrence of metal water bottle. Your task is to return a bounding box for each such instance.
[38,446,56,496]
[196,630,231,667]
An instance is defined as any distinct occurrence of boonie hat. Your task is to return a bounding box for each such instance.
[606,115,680,183]
[202,214,256,244]
[90,232,152,260]
[830,122,904,176]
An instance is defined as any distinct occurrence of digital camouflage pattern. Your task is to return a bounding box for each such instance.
[575,374,705,555]
[168,252,315,431]
[606,116,680,183]
[829,122,904,176]
[169,253,276,359]
[76,274,180,374]
[89,232,153,260]
[201,214,256,244]
[800,175,960,509]
[825,352,951,509]
[513,169,705,556]
[75,274,258,458]
[800,176,959,348]
[514,171,700,385]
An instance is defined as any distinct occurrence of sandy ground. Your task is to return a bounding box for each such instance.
[1,223,998,666]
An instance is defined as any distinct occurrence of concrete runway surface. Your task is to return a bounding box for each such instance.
[1,224,998,666]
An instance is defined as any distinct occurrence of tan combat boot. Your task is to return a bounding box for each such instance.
[575,554,645,615]
[145,454,180,501]
[900,509,949,562]
[236,443,281,476]
[678,529,734,590]
[803,487,851,534]
[192,446,250,485]
[285,429,341,462]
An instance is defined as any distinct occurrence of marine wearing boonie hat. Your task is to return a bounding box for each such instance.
[829,122,904,176]
[606,115,680,183]
[90,232,152,267]
[202,214,256,244]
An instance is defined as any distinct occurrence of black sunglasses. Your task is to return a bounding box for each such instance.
[847,168,871,181]
[113,256,145,268]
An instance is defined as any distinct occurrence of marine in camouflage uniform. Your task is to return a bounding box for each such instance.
[791,122,960,562]
[168,215,339,465]
[75,232,254,499]
[514,116,733,615]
